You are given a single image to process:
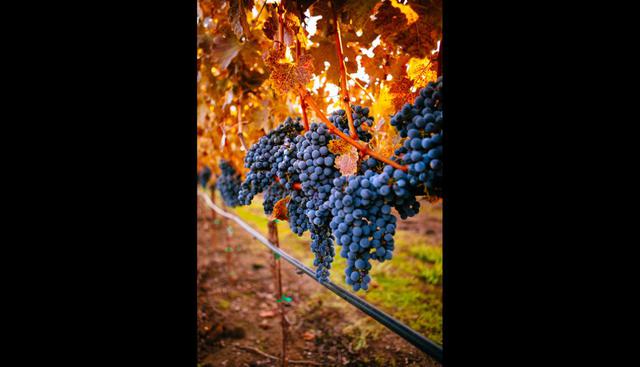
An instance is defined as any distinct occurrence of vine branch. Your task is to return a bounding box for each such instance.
[298,87,408,172]
[269,0,407,172]
[331,1,357,139]
[237,99,248,151]
[296,38,310,131]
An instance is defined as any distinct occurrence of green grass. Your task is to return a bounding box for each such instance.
[230,196,443,345]
[217,298,230,310]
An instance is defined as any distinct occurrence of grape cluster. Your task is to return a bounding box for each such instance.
[359,156,384,175]
[286,190,309,236]
[198,166,211,188]
[390,77,443,197]
[289,122,340,281]
[238,117,303,205]
[328,171,398,291]
[234,79,444,291]
[216,160,242,207]
[328,105,375,142]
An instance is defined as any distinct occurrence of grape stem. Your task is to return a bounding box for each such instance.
[277,2,285,49]
[331,1,358,139]
[237,99,248,151]
[298,87,408,172]
[295,38,310,131]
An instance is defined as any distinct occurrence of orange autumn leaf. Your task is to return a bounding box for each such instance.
[328,139,353,155]
[407,56,438,89]
[272,196,290,221]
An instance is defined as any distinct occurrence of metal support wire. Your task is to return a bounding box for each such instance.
[200,192,443,363]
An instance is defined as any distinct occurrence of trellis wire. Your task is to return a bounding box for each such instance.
[200,192,443,363]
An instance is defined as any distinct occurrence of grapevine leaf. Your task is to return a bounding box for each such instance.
[283,12,302,46]
[307,39,356,86]
[372,0,407,41]
[265,49,314,94]
[209,33,243,69]
[262,12,278,40]
[327,138,352,155]
[283,0,318,21]
[370,83,394,124]
[389,0,419,25]
[340,0,378,34]
[390,76,419,111]
[272,196,291,221]
[308,0,347,36]
[406,56,438,88]
[334,146,359,176]
[373,0,442,59]
[262,11,300,47]
[228,0,252,40]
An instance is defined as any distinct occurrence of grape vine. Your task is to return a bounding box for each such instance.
[198,0,442,292]
[233,79,443,291]
[217,160,242,207]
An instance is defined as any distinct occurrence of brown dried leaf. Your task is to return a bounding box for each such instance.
[272,196,290,221]
[390,77,419,111]
[303,331,316,341]
[283,0,317,21]
[262,13,278,40]
[334,148,358,176]
[283,12,301,46]
[373,0,442,59]
[259,309,277,318]
[265,50,314,94]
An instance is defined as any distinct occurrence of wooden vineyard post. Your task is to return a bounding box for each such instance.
[268,220,288,367]
[209,188,217,259]
[221,201,235,286]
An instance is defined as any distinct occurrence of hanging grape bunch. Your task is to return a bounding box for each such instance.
[237,117,304,205]
[199,166,212,189]
[216,160,242,207]
[328,106,375,142]
[289,122,340,281]
[235,79,443,291]
[391,77,444,198]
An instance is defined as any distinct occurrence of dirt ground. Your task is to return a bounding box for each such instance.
[197,199,442,367]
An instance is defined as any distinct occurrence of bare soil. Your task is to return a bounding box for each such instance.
[197,200,441,367]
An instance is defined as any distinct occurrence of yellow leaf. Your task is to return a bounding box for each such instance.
[390,0,419,25]
[407,56,438,88]
[370,84,395,123]
[328,139,353,155]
